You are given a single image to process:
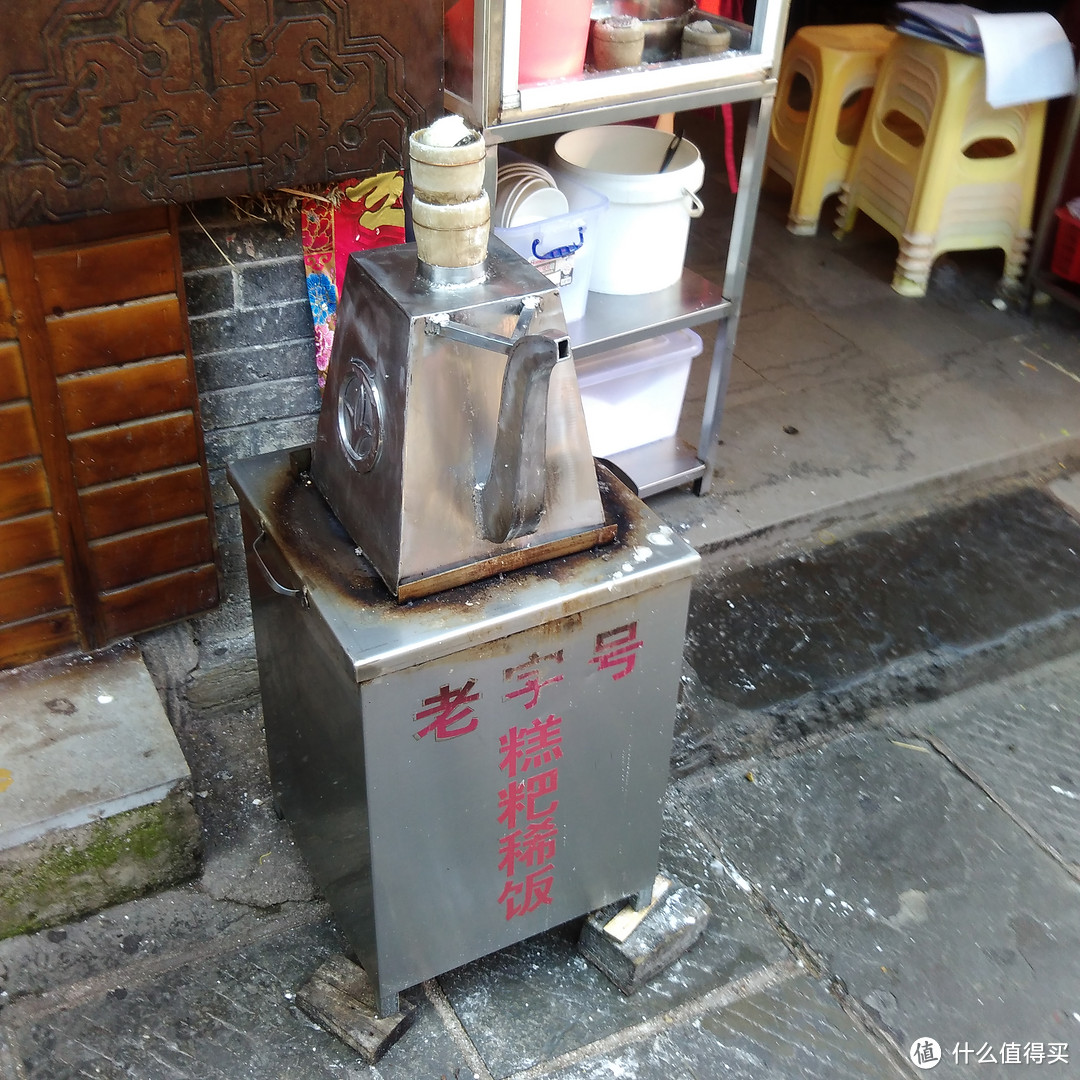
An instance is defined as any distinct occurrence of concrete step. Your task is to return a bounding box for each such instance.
[674,475,1080,774]
[0,643,201,938]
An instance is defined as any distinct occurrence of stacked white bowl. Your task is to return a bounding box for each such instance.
[494,160,569,229]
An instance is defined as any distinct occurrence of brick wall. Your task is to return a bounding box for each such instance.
[172,200,321,706]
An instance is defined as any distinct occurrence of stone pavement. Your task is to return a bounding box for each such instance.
[2,639,1079,1079]
[0,646,201,940]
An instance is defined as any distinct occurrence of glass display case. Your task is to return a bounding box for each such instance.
[444,0,791,495]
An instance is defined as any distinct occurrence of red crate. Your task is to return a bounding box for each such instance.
[1050,205,1080,284]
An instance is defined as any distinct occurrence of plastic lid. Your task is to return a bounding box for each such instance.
[575,328,703,387]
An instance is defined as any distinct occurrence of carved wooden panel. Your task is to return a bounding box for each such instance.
[0,0,443,229]
[0,207,219,670]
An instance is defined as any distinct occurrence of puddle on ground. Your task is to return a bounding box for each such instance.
[686,487,1080,710]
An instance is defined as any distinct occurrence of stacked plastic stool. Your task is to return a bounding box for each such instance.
[834,34,1047,297]
[766,23,896,235]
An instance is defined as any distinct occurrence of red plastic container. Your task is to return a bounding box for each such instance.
[519,0,593,83]
[445,0,592,87]
[1050,205,1080,285]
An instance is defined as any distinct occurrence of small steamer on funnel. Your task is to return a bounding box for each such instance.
[311,117,611,600]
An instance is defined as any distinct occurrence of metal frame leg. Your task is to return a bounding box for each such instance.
[696,93,776,495]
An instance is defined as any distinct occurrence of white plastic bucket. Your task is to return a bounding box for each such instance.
[552,126,705,295]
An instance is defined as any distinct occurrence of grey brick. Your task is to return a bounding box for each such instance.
[238,257,308,308]
[179,210,301,273]
[188,301,314,356]
[182,267,235,317]
[199,375,319,431]
[203,416,318,471]
[192,339,318,393]
[208,468,239,514]
[212,502,244,545]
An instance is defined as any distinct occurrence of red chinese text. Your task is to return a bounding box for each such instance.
[589,622,643,681]
[414,679,479,740]
[503,650,564,710]
[499,714,563,777]
[496,865,555,920]
[496,710,563,920]
[496,767,560,831]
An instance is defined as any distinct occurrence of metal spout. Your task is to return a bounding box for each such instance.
[481,333,568,544]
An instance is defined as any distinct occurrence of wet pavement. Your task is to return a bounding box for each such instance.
[687,486,1080,713]
[672,484,1080,770]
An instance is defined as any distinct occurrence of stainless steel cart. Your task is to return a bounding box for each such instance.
[229,447,699,1015]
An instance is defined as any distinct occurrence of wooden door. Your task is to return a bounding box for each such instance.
[0,206,219,671]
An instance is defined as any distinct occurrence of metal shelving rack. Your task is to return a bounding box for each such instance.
[1025,67,1080,315]
[445,0,791,496]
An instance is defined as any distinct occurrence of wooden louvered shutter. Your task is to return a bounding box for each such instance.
[0,206,219,670]
[0,250,81,665]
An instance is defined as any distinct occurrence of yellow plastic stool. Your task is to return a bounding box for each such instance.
[766,24,896,235]
[834,35,1047,296]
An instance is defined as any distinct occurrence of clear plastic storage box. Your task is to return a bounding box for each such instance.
[575,328,703,457]
[494,166,608,324]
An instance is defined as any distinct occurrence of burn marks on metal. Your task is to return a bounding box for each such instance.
[273,449,634,614]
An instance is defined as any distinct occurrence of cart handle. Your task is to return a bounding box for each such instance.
[251,529,309,607]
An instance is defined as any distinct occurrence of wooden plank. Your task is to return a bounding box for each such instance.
[46,295,184,375]
[79,465,207,541]
[0,611,80,671]
[0,512,61,576]
[0,277,15,338]
[0,459,51,520]
[27,208,171,252]
[89,517,214,592]
[69,412,198,487]
[58,353,192,433]
[0,229,96,653]
[294,956,416,1065]
[98,562,219,643]
[0,341,28,402]
[35,233,176,314]
[0,563,71,624]
[0,402,40,464]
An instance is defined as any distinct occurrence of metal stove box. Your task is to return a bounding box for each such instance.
[229,447,699,1015]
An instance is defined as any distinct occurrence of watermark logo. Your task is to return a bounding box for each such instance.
[910,1038,942,1070]
[909,1038,1070,1068]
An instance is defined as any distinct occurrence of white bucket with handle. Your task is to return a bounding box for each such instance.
[552,126,705,295]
